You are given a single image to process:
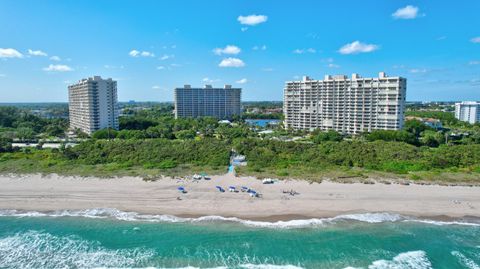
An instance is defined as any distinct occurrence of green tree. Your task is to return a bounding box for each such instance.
[92,128,118,139]
[404,120,431,137]
[312,130,343,143]
[174,130,196,140]
[16,127,35,141]
[366,130,418,145]
[420,130,444,147]
[0,137,13,152]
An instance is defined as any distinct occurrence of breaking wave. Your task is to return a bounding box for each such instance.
[0,208,478,229]
[0,231,155,268]
[452,251,480,269]
[344,250,432,269]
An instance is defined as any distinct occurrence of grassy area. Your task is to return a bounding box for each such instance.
[235,164,480,186]
[0,151,227,180]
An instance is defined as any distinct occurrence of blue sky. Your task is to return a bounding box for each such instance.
[0,0,479,102]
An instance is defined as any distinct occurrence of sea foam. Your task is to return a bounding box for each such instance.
[0,231,155,268]
[344,250,433,269]
[0,208,478,229]
[452,251,480,269]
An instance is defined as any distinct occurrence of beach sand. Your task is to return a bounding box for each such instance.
[0,173,479,220]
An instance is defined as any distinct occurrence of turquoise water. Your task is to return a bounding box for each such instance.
[0,209,479,268]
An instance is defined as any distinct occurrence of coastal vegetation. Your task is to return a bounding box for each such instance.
[0,104,480,183]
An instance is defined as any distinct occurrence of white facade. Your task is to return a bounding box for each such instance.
[455,101,480,124]
[283,72,407,134]
[68,76,119,135]
[174,85,241,119]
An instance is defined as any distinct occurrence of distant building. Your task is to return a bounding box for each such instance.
[405,116,443,130]
[283,72,407,134]
[174,85,241,119]
[455,101,480,124]
[68,76,119,135]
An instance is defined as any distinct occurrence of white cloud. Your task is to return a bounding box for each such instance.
[141,51,154,57]
[202,77,220,83]
[129,50,140,57]
[160,54,174,60]
[218,58,245,68]
[152,85,161,89]
[293,48,316,54]
[241,27,248,32]
[392,5,422,19]
[43,64,73,72]
[237,14,268,26]
[236,78,248,84]
[253,45,267,51]
[170,63,182,67]
[0,48,23,58]
[327,63,340,68]
[338,41,379,54]
[213,45,241,55]
[157,66,166,70]
[28,49,47,57]
[409,68,428,73]
[50,56,61,61]
[129,49,155,57]
[322,58,339,68]
[262,67,274,72]
[468,61,480,65]
[471,37,480,43]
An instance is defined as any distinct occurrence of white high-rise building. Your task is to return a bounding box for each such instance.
[68,76,119,135]
[283,72,407,134]
[455,101,480,124]
[174,85,241,119]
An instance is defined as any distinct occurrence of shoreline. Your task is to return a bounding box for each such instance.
[0,173,479,221]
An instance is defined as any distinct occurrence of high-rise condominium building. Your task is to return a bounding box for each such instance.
[455,101,480,124]
[68,76,119,135]
[284,72,406,134]
[174,85,241,119]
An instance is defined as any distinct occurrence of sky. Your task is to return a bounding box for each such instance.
[0,0,479,102]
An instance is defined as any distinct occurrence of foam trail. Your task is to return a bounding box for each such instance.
[344,250,433,269]
[406,219,480,227]
[0,208,479,229]
[239,264,304,269]
[0,231,155,268]
[452,251,480,269]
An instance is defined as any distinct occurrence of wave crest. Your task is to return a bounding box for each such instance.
[0,231,155,268]
[0,208,478,229]
[344,250,433,269]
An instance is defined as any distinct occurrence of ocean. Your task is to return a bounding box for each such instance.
[0,209,479,269]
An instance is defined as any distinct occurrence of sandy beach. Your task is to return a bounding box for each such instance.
[0,173,479,220]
